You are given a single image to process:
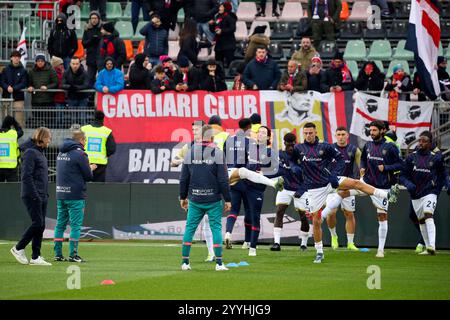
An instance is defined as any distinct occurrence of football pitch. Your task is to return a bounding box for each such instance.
[1,240,450,300]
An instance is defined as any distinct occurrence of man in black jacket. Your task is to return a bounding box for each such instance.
[355,61,385,94]
[62,57,90,126]
[192,0,219,43]
[82,11,102,87]
[320,51,354,93]
[54,130,95,263]
[144,0,179,31]
[200,59,227,92]
[0,51,28,127]
[96,22,126,71]
[47,13,78,69]
[174,55,200,92]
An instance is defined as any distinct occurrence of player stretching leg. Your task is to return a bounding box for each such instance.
[400,131,450,255]
[293,123,345,263]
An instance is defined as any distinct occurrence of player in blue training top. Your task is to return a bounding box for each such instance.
[400,131,450,255]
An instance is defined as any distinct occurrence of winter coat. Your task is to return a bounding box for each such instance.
[178,35,199,66]
[307,0,342,27]
[20,138,48,200]
[320,64,354,92]
[128,54,153,89]
[173,67,200,91]
[62,64,90,100]
[291,46,318,71]
[96,30,126,70]
[143,0,178,30]
[355,62,385,92]
[244,34,270,63]
[278,70,308,92]
[47,13,78,59]
[95,68,125,93]
[139,22,169,58]
[56,138,93,200]
[150,76,175,94]
[306,69,325,92]
[0,62,28,101]
[192,0,219,23]
[242,57,281,90]
[212,11,237,52]
[385,74,413,101]
[28,62,59,104]
[82,20,102,66]
[412,72,428,101]
[199,64,227,92]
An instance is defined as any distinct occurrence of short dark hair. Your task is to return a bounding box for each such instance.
[336,126,347,132]
[419,130,433,142]
[283,132,297,143]
[369,120,385,130]
[304,122,316,129]
[250,113,261,124]
[71,56,80,62]
[255,45,267,51]
[94,110,105,122]
[154,65,165,74]
[239,118,252,130]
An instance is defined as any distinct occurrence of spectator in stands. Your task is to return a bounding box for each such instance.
[160,56,181,82]
[306,56,325,92]
[180,0,196,19]
[95,57,125,94]
[384,64,413,101]
[144,0,179,31]
[178,18,201,67]
[140,14,169,67]
[62,57,90,126]
[89,0,106,21]
[355,61,385,93]
[437,56,450,101]
[278,60,308,93]
[27,54,59,127]
[320,50,354,92]
[97,22,126,71]
[291,37,318,71]
[255,0,280,18]
[59,0,81,17]
[232,62,247,91]
[132,0,151,34]
[220,0,238,12]
[128,54,153,90]
[243,46,281,90]
[193,0,219,44]
[174,55,200,92]
[244,25,270,63]
[82,11,103,87]
[0,51,28,128]
[47,13,78,69]
[0,115,23,182]
[51,56,67,128]
[307,0,341,47]
[212,1,237,68]
[151,65,175,94]
[200,59,227,92]
[412,72,428,101]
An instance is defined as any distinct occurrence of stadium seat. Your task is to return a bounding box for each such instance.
[445,45,450,59]
[340,21,363,39]
[373,60,385,74]
[137,40,145,54]
[25,18,42,40]
[234,41,247,59]
[441,20,450,39]
[198,47,215,61]
[367,40,392,60]
[227,59,245,77]
[177,8,185,23]
[393,40,414,60]
[169,23,180,41]
[80,3,90,20]
[439,42,444,56]
[168,41,180,60]
[346,60,359,80]
[386,60,410,78]
[235,21,248,41]
[271,22,294,40]
[363,21,386,39]
[74,39,85,59]
[443,3,450,18]
[280,2,303,22]
[115,21,134,40]
[317,40,337,59]
[237,2,258,22]
[268,42,284,60]
[348,1,371,21]
[248,21,271,38]
[2,20,21,39]
[387,20,408,39]
[133,21,148,41]
[343,40,366,61]
[122,2,132,21]
[340,1,350,21]
[11,3,32,19]
[288,43,301,60]
[124,40,134,61]
[75,22,87,39]
[106,2,123,20]
[255,3,280,22]
[395,2,411,19]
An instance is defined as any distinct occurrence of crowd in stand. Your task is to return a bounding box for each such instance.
[1,0,450,129]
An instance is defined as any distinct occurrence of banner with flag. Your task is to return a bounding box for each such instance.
[350,92,433,148]
[405,0,441,100]
[16,27,27,66]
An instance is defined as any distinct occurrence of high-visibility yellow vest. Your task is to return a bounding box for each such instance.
[81,125,112,165]
[213,131,230,150]
[0,129,19,169]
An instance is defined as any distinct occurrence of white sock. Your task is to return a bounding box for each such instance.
[347,233,355,245]
[315,241,323,254]
[299,231,309,246]
[329,227,337,237]
[322,194,342,220]
[419,223,430,247]
[203,217,214,256]
[308,224,314,237]
[349,189,364,196]
[374,189,388,198]
[425,218,436,249]
[238,167,276,188]
[273,227,282,244]
[378,220,388,252]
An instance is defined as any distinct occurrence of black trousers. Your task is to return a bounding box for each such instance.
[16,197,48,260]
[93,164,107,182]
[89,0,106,20]
[0,168,19,182]
[260,0,279,12]
[215,49,235,69]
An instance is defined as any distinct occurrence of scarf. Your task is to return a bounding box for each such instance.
[313,0,329,18]
[341,64,352,83]
[182,71,188,84]
[164,0,171,8]
[393,72,404,82]
[100,36,115,57]
[256,55,268,64]
[288,70,298,86]
[214,12,228,41]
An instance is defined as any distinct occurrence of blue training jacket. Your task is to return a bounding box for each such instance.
[223,130,256,169]
[94,68,124,93]
[330,143,359,178]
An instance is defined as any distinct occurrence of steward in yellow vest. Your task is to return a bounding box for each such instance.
[0,115,23,182]
[208,115,230,151]
[81,110,116,182]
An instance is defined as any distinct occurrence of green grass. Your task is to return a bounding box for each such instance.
[1,240,450,300]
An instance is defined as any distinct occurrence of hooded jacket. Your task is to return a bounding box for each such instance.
[199,63,227,92]
[355,61,385,92]
[62,64,90,100]
[82,11,103,66]
[56,138,93,200]
[28,61,59,104]
[321,62,354,92]
[128,54,153,89]
[96,30,126,70]
[0,61,28,101]
[20,138,48,200]
[140,22,169,58]
[47,13,78,59]
[95,58,125,93]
